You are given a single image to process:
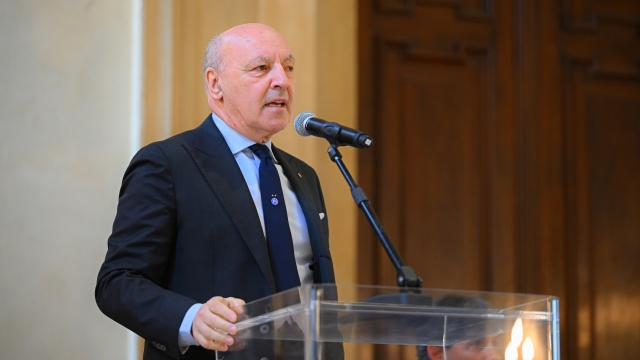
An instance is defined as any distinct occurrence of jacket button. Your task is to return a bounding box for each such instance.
[260,324,270,334]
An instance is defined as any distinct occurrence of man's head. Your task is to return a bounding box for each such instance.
[423,336,499,360]
[418,295,500,360]
[203,23,295,143]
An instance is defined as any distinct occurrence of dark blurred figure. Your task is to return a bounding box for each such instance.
[417,295,501,360]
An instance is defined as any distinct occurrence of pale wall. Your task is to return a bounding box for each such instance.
[0,1,358,358]
[0,1,134,358]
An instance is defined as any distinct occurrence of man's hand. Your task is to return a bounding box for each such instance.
[192,296,245,352]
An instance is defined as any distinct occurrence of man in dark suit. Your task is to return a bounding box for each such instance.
[96,23,337,360]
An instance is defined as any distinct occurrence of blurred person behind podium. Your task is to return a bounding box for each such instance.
[417,295,500,360]
[96,23,339,360]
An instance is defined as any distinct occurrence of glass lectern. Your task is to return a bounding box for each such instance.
[222,284,559,360]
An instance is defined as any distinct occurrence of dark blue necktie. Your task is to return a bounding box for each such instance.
[249,144,301,292]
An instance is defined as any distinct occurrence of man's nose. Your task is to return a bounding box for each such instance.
[270,64,290,88]
[482,347,501,360]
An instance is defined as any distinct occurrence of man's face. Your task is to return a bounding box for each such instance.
[445,337,500,360]
[211,26,295,142]
[428,336,500,360]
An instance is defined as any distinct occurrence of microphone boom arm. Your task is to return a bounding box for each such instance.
[326,144,423,289]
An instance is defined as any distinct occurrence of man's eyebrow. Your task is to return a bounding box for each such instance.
[247,56,271,66]
[246,54,295,65]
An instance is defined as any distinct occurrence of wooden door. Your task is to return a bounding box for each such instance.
[358,0,640,358]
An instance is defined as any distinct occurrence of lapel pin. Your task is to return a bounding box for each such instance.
[298,172,302,178]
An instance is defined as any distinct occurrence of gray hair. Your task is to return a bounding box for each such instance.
[203,34,226,90]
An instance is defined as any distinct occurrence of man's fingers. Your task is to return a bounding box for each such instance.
[226,297,246,314]
[191,296,246,350]
[202,299,239,333]
[192,328,232,351]
[207,297,240,324]
[192,314,235,350]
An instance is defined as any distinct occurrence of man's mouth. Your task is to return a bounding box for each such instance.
[265,100,287,107]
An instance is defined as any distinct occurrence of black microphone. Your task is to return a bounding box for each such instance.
[294,112,373,148]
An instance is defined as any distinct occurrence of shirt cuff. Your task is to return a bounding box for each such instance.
[178,303,202,347]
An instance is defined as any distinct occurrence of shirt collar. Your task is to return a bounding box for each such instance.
[210,112,278,163]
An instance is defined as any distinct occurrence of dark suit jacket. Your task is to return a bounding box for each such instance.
[96,116,337,360]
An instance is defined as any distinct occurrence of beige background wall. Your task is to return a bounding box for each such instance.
[0,0,357,358]
[0,1,135,359]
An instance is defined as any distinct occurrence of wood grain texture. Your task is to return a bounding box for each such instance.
[359,0,640,358]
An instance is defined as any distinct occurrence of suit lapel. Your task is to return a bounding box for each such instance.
[184,116,276,293]
[273,146,331,264]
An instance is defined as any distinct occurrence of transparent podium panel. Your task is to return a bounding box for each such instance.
[223,284,559,360]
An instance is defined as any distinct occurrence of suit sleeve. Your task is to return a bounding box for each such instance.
[95,144,196,359]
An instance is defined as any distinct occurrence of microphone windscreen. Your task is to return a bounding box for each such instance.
[294,111,315,137]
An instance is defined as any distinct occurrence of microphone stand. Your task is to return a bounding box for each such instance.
[326,144,423,289]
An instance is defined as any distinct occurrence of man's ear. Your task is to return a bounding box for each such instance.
[205,67,223,100]
[427,346,444,360]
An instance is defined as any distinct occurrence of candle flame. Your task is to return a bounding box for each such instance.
[511,318,523,346]
[505,342,518,360]
[523,337,534,360]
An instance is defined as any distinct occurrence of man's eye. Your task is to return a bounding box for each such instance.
[285,66,294,72]
[255,65,267,71]
[473,339,486,348]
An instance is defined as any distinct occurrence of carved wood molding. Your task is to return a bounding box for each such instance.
[566,55,640,81]
[563,50,640,359]
[374,34,497,290]
[378,36,489,65]
[561,8,640,82]
[562,53,593,360]
[562,0,640,32]
[375,0,493,22]
[564,14,640,33]
[562,52,639,357]
[375,0,414,14]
